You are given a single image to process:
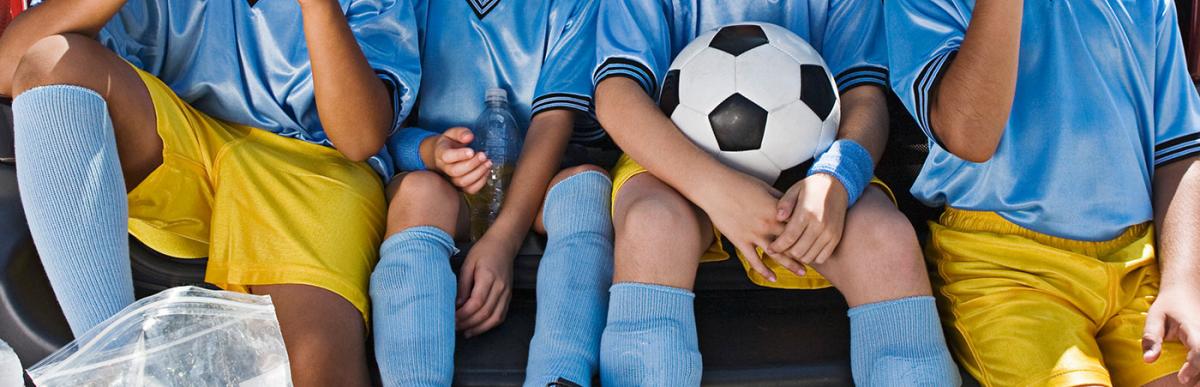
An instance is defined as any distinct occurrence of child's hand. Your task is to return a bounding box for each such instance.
[764,173,848,275]
[455,233,518,338]
[1142,282,1200,384]
[700,171,786,282]
[432,127,493,194]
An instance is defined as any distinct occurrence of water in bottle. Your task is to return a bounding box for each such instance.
[0,338,22,386]
[467,88,522,241]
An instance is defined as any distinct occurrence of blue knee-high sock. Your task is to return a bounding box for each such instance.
[849,296,961,387]
[599,283,701,387]
[524,171,614,387]
[370,226,458,387]
[13,85,135,337]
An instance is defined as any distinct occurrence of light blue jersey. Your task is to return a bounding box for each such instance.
[387,0,602,173]
[593,0,888,101]
[888,0,1200,241]
[91,0,421,179]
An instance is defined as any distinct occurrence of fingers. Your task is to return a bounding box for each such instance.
[1144,308,1167,363]
[734,240,775,282]
[461,280,506,337]
[456,270,492,322]
[456,260,477,307]
[454,159,493,193]
[786,221,823,264]
[1181,330,1200,385]
[464,287,511,338]
[765,251,805,277]
[438,146,475,165]
[768,215,807,256]
[444,152,488,178]
[812,236,838,266]
[443,127,475,145]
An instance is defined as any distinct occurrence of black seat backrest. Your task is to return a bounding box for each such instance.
[1,98,12,164]
[877,91,940,235]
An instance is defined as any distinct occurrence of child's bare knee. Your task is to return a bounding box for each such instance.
[12,34,109,95]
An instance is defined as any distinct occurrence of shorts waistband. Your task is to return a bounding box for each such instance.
[938,208,1151,257]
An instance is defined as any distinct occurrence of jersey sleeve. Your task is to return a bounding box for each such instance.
[533,0,599,118]
[885,0,968,144]
[823,0,888,93]
[593,0,673,97]
[1152,0,1200,168]
[346,0,422,136]
[96,0,171,74]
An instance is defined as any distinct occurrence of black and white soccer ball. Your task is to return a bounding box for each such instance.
[660,23,840,190]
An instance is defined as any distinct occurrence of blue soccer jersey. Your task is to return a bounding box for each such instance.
[593,0,888,101]
[888,0,1200,241]
[387,0,601,172]
[89,0,421,179]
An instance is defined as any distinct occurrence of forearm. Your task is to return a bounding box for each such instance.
[595,77,743,205]
[300,0,391,161]
[0,0,127,97]
[1153,157,1200,289]
[929,0,1023,162]
[835,86,889,165]
[489,110,575,244]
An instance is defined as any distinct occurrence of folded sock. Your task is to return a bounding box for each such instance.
[13,85,134,337]
[848,296,961,387]
[370,226,458,387]
[599,282,701,387]
[524,171,614,387]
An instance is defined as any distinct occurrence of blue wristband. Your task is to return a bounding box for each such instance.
[808,139,874,206]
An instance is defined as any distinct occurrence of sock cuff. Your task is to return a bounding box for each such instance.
[608,282,694,322]
[381,226,459,258]
[846,295,935,319]
[542,170,613,235]
[14,85,108,119]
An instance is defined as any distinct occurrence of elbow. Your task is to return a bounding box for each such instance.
[930,108,1005,163]
[334,129,387,163]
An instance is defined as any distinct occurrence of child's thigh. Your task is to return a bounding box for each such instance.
[810,187,930,306]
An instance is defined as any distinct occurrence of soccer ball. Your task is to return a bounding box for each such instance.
[659,23,840,190]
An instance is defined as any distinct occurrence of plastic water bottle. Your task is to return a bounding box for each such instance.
[467,88,522,241]
[0,339,22,386]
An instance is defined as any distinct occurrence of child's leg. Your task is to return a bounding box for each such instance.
[524,165,613,387]
[10,33,161,336]
[371,171,468,386]
[807,188,958,386]
[251,284,370,387]
[600,173,708,387]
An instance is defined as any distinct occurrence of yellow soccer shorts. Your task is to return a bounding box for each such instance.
[927,208,1187,387]
[124,65,386,323]
[609,154,895,289]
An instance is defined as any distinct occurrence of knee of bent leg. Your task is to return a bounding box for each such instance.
[550,164,609,188]
[385,170,460,231]
[618,186,703,248]
[11,34,106,95]
[846,203,925,277]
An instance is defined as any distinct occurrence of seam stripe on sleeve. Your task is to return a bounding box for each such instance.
[594,57,658,96]
[532,93,593,116]
[1156,132,1200,154]
[1156,137,1200,167]
[913,50,957,147]
[835,66,889,85]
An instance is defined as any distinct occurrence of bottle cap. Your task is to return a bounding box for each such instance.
[485,88,508,104]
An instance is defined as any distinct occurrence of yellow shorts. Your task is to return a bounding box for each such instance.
[610,154,894,289]
[126,65,386,322]
[927,208,1186,387]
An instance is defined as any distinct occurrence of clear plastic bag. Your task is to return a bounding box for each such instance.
[28,286,292,387]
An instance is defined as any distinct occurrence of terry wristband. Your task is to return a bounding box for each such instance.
[808,139,874,207]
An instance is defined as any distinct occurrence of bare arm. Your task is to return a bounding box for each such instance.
[1143,156,1200,382]
[1154,156,1200,294]
[594,77,747,206]
[837,85,889,166]
[299,0,392,162]
[595,76,785,280]
[0,0,127,96]
[489,109,574,245]
[928,0,1023,162]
